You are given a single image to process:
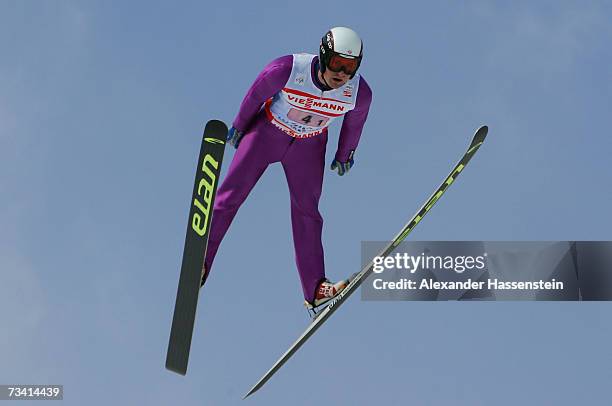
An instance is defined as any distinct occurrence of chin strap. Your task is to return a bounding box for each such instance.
[316,63,333,91]
[321,73,332,90]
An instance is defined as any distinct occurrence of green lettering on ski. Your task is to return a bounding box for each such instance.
[192,154,219,236]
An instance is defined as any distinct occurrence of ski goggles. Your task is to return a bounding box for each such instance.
[326,54,361,75]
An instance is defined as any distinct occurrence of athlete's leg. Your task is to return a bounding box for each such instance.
[281,134,328,303]
[204,118,289,278]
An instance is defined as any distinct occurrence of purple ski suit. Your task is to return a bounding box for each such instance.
[203,55,372,303]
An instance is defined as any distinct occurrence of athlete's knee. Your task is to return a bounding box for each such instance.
[291,197,323,221]
[214,188,249,212]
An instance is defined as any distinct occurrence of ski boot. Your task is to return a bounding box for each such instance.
[304,278,349,312]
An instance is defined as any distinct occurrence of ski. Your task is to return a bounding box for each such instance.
[166,119,227,375]
[244,125,489,398]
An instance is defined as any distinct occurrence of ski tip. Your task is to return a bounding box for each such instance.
[204,119,229,136]
[470,125,488,146]
[477,125,488,137]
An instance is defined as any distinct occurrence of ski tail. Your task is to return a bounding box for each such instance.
[166,120,227,375]
[243,125,488,398]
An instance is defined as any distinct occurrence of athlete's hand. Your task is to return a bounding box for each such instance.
[330,151,355,176]
[227,126,245,149]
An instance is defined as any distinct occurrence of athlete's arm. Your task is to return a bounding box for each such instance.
[334,76,372,162]
[233,55,293,133]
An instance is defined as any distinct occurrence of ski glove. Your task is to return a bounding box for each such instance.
[330,151,355,176]
[227,126,245,149]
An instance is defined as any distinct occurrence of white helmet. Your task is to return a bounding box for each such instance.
[319,27,363,78]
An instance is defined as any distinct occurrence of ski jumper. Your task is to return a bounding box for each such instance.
[204,53,372,303]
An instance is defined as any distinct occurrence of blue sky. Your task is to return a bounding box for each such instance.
[2,1,612,405]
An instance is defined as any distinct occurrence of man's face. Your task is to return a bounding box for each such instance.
[321,68,350,89]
